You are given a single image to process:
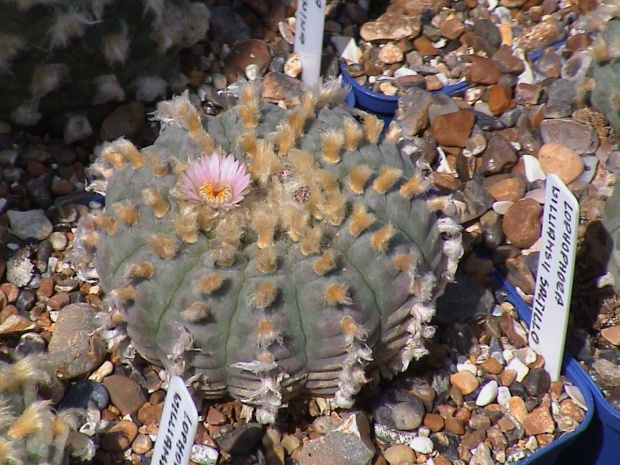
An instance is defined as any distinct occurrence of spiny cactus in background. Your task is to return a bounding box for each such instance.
[0,355,94,465]
[72,82,463,423]
[586,1,620,132]
[0,0,210,132]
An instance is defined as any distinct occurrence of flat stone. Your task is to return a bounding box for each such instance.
[298,413,375,465]
[103,374,147,416]
[481,357,504,375]
[0,314,36,335]
[396,87,434,137]
[508,396,528,424]
[360,13,420,41]
[487,84,514,116]
[444,417,465,435]
[48,303,107,380]
[450,371,479,395]
[516,17,565,53]
[99,101,145,141]
[492,45,525,74]
[432,110,475,147]
[378,43,404,64]
[7,209,53,240]
[502,199,542,249]
[439,14,465,40]
[539,119,599,154]
[137,401,165,427]
[538,142,584,184]
[262,72,308,104]
[601,325,620,346]
[522,401,555,436]
[423,413,445,432]
[522,368,551,397]
[100,420,138,452]
[414,36,439,56]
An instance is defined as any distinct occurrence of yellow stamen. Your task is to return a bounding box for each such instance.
[199,180,233,205]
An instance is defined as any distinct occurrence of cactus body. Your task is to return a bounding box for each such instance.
[0,0,210,126]
[0,356,94,465]
[74,84,462,422]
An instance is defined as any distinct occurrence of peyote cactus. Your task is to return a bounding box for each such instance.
[604,184,620,294]
[73,82,463,423]
[0,355,94,464]
[0,0,210,128]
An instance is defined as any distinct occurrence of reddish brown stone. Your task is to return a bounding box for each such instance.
[466,57,503,85]
[501,198,542,249]
[432,110,475,148]
[487,84,514,116]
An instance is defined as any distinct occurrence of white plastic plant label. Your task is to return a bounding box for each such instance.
[529,173,579,381]
[151,376,199,465]
[294,0,326,87]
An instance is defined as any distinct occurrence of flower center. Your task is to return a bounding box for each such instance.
[199,180,233,205]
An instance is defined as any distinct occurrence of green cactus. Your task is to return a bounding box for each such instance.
[73,82,462,423]
[0,0,210,128]
[0,355,94,465]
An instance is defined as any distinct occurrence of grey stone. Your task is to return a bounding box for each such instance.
[428,93,460,123]
[26,173,53,210]
[60,380,110,411]
[217,422,263,456]
[298,413,375,465]
[7,209,53,241]
[540,118,599,154]
[48,303,107,380]
[371,388,425,431]
[6,247,35,287]
[396,87,434,137]
[455,178,494,223]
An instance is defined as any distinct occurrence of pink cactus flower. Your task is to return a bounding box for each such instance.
[179,153,251,210]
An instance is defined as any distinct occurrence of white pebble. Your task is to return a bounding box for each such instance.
[245,64,261,81]
[492,200,513,215]
[575,155,598,184]
[191,445,219,465]
[566,385,588,410]
[525,187,546,204]
[49,231,68,251]
[497,386,511,409]
[410,436,434,454]
[514,347,537,365]
[522,154,546,182]
[476,380,499,406]
[507,357,530,383]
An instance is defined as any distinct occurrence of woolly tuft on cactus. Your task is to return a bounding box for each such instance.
[73,82,463,423]
[0,355,94,465]
[0,0,210,127]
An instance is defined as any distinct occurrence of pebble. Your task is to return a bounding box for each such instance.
[378,43,403,64]
[502,199,542,249]
[48,303,107,379]
[486,176,526,202]
[102,374,147,415]
[470,443,494,465]
[450,371,479,396]
[601,325,620,346]
[537,142,584,185]
[100,420,138,452]
[409,435,434,454]
[383,444,415,464]
[217,422,264,456]
[487,84,513,116]
[522,401,555,436]
[431,110,475,148]
[190,444,219,465]
[593,358,620,388]
[59,380,110,410]
[476,380,499,406]
[298,413,374,465]
[99,101,146,141]
[371,388,425,431]
[539,119,599,155]
[131,433,153,455]
[480,133,518,174]
[6,247,35,287]
[284,53,302,78]
[7,209,53,240]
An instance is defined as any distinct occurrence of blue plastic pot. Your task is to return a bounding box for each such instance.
[495,271,597,464]
[339,62,471,122]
